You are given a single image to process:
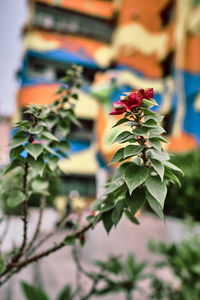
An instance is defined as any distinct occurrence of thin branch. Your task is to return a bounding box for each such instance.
[25,196,46,257]
[0,222,93,284]
[0,217,10,253]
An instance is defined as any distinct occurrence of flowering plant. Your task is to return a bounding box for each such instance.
[91,88,183,233]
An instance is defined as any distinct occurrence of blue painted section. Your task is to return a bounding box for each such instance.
[27,49,98,68]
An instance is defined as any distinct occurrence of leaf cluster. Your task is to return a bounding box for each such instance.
[91,98,183,233]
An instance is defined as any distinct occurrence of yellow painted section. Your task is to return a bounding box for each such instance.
[58,147,98,175]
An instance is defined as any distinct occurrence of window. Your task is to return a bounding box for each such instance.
[33,2,116,43]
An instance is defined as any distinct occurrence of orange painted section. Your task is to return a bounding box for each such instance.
[115,0,175,78]
[17,84,60,106]
[183,35,200,73]
[28,29,105,57]
[34,0,115,19]
[119,0,172,30]
[167,132,198,152]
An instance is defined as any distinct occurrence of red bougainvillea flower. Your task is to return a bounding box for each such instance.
[109,88,154,115]
[137,88,154,100]
[109,101,127,115]
[120,92,141,110]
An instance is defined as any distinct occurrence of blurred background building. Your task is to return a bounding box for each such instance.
[0,0,200,203]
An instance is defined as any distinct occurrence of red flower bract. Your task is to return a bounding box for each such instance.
[137,88,154,99]
[109,88,154,115]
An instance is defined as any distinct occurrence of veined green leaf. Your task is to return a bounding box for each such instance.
[150,158,164,181]
[146,193,164,221]
[124,145,144,159]
[10,132,28,149]
[102,210,114,234]
[111,200,125,226]
[112,118,129,128]
[42,131,59,142]
[149,126,166,135]
[28,125,43,135]
[109,148,124,165]
[145,176,167,209]
[143,119,157,128]
[124,164,149,194]
[148,138,162,151]
[10,145,24,160]
[163,161,184,175]
[141,98,158,108]
[28,155,45,177]
[125,209,140,225]
[149,135,168,143]
[25,143,44,160]
[112,131,132,143]
[132,127,149,137]
[125,188,146,215]
[148,148,169,161]
[7,190,25,208]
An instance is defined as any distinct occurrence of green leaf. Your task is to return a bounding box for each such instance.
[124,210,140,225]
[112,118,129,128]
[0,257,6,275]
[111,200,125,226]
[25,143,43,160]
[105,178,124,194]
[28,156,45,177]
[149,126,166,135]
[145,176,167,208]
[31,179,49,193]
[42,131,59,142]
[132,127,149,137]
[144,112,163,123]
[150,158,164,181]
[148,149,169,161]
[125,188,146,215]
[124,164,149,195]
[102,210,114,234]
[146,193,164,221]
[3,159,22,175]
[143,119,157,128]
[46,156,59,171]
[148,138,162,151]
[149,135,168,143]
[28,125,43,135]
[163,161,184,175]
[43,145,59,157]
[7,191,25,208]
[10,132,28,149]
[21,282,50,300]
[64,235,76,245]
[141,98,158,108]
[124,145,144,159]
[56,285,74,300]
[112,131,132,143]
[10,145,24,160]
[109,148,124,165]
[164,169,181,187]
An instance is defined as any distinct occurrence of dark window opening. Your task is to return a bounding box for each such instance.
[61,174,96,198]
[160,51,175,78]
[160,0,175,28]
[70,119,94,142]
[26,56,99,84]
[33,2,116,43]
[162,110,174,135]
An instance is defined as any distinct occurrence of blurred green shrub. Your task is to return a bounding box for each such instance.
[164,149,200,220]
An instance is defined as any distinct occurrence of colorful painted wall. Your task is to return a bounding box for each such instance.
[16,0,200,197]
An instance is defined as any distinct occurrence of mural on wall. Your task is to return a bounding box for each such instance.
[14,0,200,198]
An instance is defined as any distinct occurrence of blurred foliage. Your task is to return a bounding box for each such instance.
[164,149,200,220]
